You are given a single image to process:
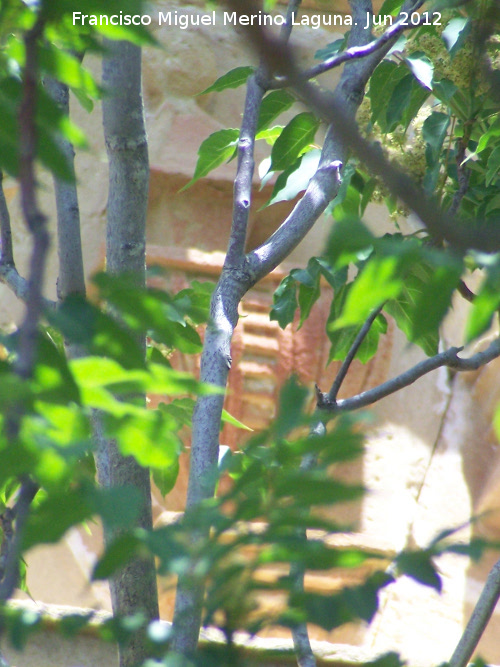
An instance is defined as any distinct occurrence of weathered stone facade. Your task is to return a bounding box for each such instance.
[2,2,500,666]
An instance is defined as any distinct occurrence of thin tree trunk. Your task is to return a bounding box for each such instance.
[44,76,85,300]
[97,39,159,667]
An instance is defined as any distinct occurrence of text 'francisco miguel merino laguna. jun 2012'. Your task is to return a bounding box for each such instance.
[72,9,444,30]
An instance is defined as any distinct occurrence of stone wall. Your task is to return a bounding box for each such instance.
[3,2,500,666]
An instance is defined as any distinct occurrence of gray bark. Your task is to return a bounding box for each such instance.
[449,558,500,667]
[171,0,379,656]
[44,76,85,299]
[98,39,159,667]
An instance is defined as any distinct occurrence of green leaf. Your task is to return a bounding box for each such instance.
[23,487,91,551]
[386,74,429,130]
[266,149,321,207]
[269,113,319,173]
[59,612,95,637]
[181,128,239,190]
[369,61,407,130]
[112,412,182,468]
[364,653,406,667]
[153,459,180,497]
[328,307,388,364]
[405,52,434,90]
[256,127,283,145]
[296,263,322,328]
[257,90,295,133]
[275,473,364,505]
[92,274,204,353]
[315,37,347,60]
[5,608,41,651]
[432,78,458,105]
[422,111,450,163]
[410,259,462,341]
[396,550,442,592]
[442,17,471,57]
[89,486,142,531]
[326,162,356,217]
[386,74,414,130]
[385,262,441,356]
[466,275,500,341]
[39,44,100,99]
[32,332,81,405]
[325,217,375,267]
[48,295,145,369]
[378,0,403,16]
[271,275,298,329]
[100,22,157,46]
[486,147,500,187]
[273,377,309,439]
[332,256,402,329]
[158,397,194,427]
[291,571,393,631]
[198,66,254,95]
[221,409,253,431]
[476,118,500,155]
[93,533,143,580]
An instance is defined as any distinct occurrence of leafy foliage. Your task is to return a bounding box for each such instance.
[1,0,500,665]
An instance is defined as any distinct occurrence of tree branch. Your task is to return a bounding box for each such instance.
[0,478,38,603]
[174,0,407,656]
[289,444,322,667]
[232,0,500,254]
[245,0,418,285]
[246,160,343,284]
[0,174,55,310]
[280,0,302,44]
[225,73,266,267]
[172,44,266,662]
[270,10,425,89]
[447,130,471,219]
[0,16,47,610]
[0,171,13,266]
[225,0,301,268]
[44,76,86,300]
[317,338,500,413]
[327,304,384,403]
[449,557,500,667]
[15,17,50,382]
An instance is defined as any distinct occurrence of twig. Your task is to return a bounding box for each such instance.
[448,132,471,218]
[0,478,38,602]
[225,73,266,267]
[327,305,384,403]
[317,338,500,413]
[449,557,500,667]
[294,304,384,666]
[270,12,424,89]
[280,0,302,44]
[289,445,321,667]
[274,4,318,664]
[0,171,13,266]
